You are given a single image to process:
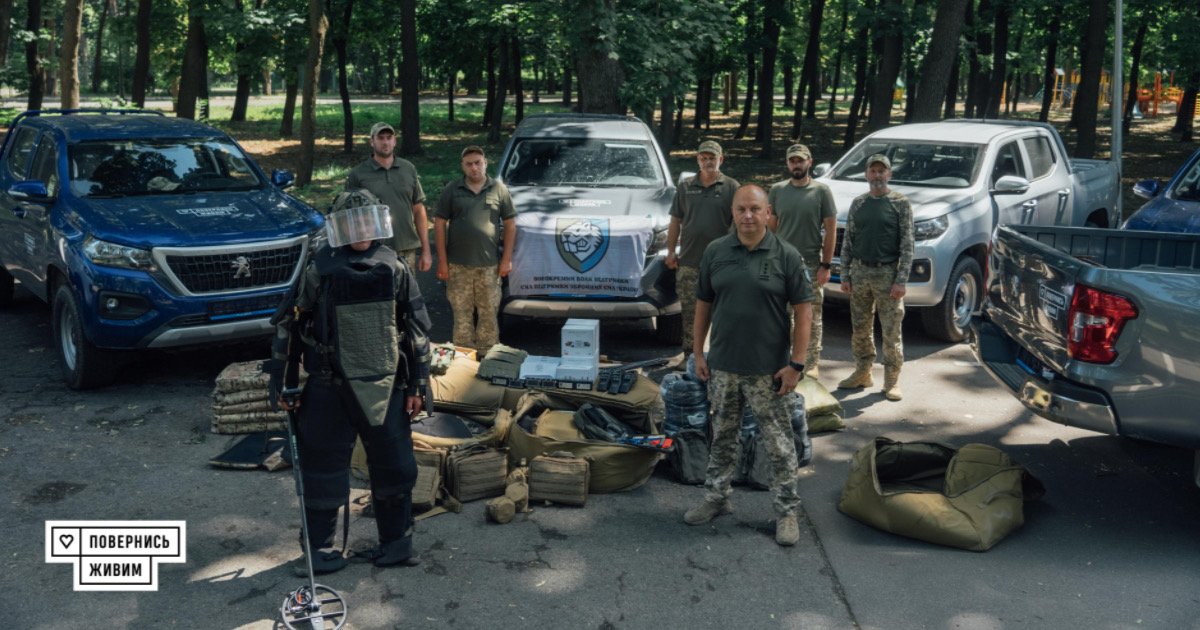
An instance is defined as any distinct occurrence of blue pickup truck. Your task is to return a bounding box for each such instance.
[0,109,323,388]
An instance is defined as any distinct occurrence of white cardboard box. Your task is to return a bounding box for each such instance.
[561,318,600,360]
[556,358,599,383]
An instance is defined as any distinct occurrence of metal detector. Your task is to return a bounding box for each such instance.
[279,387,348,630]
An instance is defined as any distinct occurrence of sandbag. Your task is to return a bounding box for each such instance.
[505,393,660,493]
[838,437,1045,551]
[446,443,509,503]
[211,412,287,435]
[808,413,844,434]
[528,454,590,506]
[431,357,507,415]
[794,375,843,417]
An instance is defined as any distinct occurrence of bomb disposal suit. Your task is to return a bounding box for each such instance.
[270,189,433,572]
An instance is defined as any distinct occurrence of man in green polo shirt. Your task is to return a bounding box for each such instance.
[346,121,432,272]
[768,143,837,379]
[434,146,517,355]
[685,184,814,547]
[665,140,739,362]
[838,154,915,401]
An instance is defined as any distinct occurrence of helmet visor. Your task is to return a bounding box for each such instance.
[325,204,393,247]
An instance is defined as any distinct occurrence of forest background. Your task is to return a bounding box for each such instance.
[2,0,1199,213]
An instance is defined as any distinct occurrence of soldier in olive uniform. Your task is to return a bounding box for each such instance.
[837,155,915,401]
[685,184,814,547]
[768,144,837,379]
[665,140,739,362]
[434,146,517,355]
[346,122,432,272]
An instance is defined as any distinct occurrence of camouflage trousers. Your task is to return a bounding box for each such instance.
[704,369,801,517]
[848,261,905,370]
[397,249,417,270]
[447,263,501,355]
[677,265,699,354]
[790,259,825,367]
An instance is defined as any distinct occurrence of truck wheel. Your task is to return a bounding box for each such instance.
[51,285,117,389]
[655,313,683,345]
[921,256,982,343]
[0,266,13,307]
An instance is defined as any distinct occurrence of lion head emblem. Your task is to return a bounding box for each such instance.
[556,218,610,273]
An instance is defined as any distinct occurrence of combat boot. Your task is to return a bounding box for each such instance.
[804,365,819,379]
[838,364,874,389]
[883,369,902,401]
[684,498,732,525]
[291,549,347,577]
[775,514,800,546]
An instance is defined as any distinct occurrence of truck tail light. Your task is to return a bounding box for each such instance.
[1068,285,1137,364]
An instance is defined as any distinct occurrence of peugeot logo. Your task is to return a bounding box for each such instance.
[231,256,252,279]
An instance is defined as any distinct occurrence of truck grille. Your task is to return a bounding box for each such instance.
[154,237,308,296]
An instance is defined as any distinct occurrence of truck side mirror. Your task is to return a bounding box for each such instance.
[8,180,50,200]
[1132,180,1159,200]
[678,171,696,186]
[812,163,831,178]
[991,175,1030,195]
[272,170,295,190]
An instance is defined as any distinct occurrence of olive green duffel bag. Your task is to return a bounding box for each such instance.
[838,437,1045,551]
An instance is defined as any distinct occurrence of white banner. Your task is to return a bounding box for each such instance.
[509,213,652,297]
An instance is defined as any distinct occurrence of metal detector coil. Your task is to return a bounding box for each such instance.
[281,583,347,630]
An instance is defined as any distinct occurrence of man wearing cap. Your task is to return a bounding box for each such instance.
[685,184,814,547]
[346,122,432,272]
[838,154,914,401]
[665,140,739,361]
[768,144,837,379]
[434,146,517,355]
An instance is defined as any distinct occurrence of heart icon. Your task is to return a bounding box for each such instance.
[59,534,74,549]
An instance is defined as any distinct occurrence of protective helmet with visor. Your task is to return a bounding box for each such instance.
[326,189,393,247]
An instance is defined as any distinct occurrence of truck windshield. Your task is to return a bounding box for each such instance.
[1169,157,1200,202]
[832,141,983,189]
[68,138,264,197]
[501,139,665,188]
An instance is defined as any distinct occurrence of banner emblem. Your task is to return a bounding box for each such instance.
[556,218,609,273]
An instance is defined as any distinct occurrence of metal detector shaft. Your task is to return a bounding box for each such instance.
[282,393,320,609]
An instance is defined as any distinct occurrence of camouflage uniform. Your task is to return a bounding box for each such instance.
[447,263,501,355]
[677,265,700,354]
[397,249,417,270]
[797,259,824,366]
[841,191,914,372]
[704,370,800,517]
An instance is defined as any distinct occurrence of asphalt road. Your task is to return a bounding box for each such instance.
[3,274,1200,630]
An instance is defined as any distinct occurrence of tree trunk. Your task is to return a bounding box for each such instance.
[484,45,496,126]
[561,61,572,107]
[1122,21,1147,133]
[756,0,782,154]
[1072,0,1108,158]
[944,54,960,118]
[91,0,111,93]
[60,0,83,108]
[782,63,794,109]
[281,64,299,137]
[44,19,56,98]
[735,53,756,139]
[488,36,509,144]
[512,35,524,125]
[298,0,328,186]
[827,0,850,121]
[843,17,870,149]
[867,0,903,131]
[131,0,150,106]
[447,70,456,121]
[0,0,13,66]
[176,12,208,120]
[963,0,978,116]
[911,0,968,122]
[1179,82,1198,142]
[573,0,624,114]
[984,0,1009,118]
[399,0,420,154]
[1038,11,1061,123]
[334,0,354,153]
[972,0,993,117]
[659,95,674,151]
[532,61,540,103]
[25,0,43,110]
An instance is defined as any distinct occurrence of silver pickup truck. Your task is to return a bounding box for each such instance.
[970,224,1200,486]
[813,120,1120,342]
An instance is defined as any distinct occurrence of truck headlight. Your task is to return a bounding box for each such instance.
[914,216,949,241]
[82,236,157,272]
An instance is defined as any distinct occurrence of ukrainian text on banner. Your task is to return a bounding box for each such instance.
[509,213,652,297]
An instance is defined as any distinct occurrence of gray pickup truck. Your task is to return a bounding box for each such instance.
[970,224,1200,486]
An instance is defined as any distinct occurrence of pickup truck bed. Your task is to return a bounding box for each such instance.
[971,225,1200,453]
